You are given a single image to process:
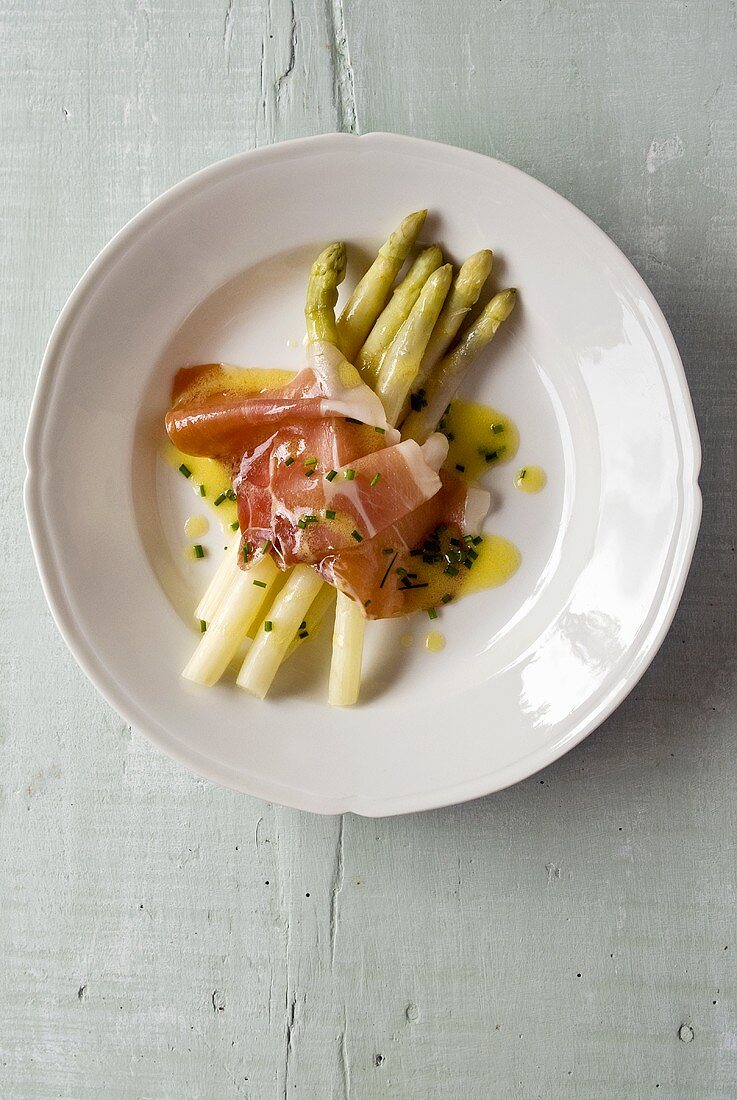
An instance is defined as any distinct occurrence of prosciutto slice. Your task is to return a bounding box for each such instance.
[165,341,398,463]
[318,474,491,619]
[235,428,449,568]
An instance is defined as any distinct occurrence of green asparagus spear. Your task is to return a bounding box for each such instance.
[402,288,517,444]
[415,250,493,387]
[304,241,347,345]
[375,264,453,426]
[336,210,427,362]
[355,245,443,387]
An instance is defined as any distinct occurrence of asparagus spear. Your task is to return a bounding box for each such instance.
[237,243,361,700]
[182,554,280,686]
[402,249,493,420]
[305,241,347,345]
[355,245,443,387]
[375,264,453,427]
[336,210,427,363]
[402,288,517,445]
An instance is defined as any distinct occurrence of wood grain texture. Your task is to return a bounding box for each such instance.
[2,1,736,1096]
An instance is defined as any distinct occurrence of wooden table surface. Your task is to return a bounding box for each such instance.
[3,2,736,1096]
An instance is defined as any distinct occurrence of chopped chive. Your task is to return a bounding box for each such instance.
[444,564,458,577]
[446,432,455,442]
[401,582,429,590]
[441,594,453,604]
[455,464,465,473]
[344,468,356,480]
[305,470,316,478]
[428,607,438,620]
[213,492,227,506]
[467,548,479,561]
[450,538,461,547]
[379,552,398,588]
[263,620,273,632]
[261,539,271,553]
[472,535,483,545]
[243,541,252,563]
[396,567,407,577]
[463,535,474,544]
[192,544,205,559]
[303,515,318,524]
[299,621,307,630]
[325,509,336,520]
[364,599,371,608]
[351,529,363,542]
[198,484,206,496]
[519,467,527,479]
[491,423,504,435]
[325,469,338,482]
[252,579,267,588]
[344,416,362,425]
[382,547,395,555]
[284,455,295,467]
[226,488,237,501]
[229,521,240,531]
[178,464,192,478]
[298,629,309,639]
[304,457,318,468]
[370,472,381,487]
[374,426,385,435]
[199,618,207,632]
[297,519,306,529]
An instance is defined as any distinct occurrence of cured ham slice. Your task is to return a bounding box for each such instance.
[165,341,397,463]
[318,474,491,619]
[235,429,449,568]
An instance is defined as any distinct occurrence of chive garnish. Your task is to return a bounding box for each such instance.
[401,582,429,590]
[226,488,237,501]
[298,629,309,639]
[491,423,504,434]
[325,469,338,482]
[444,564,458,576]
[344,417,362,425]
[325,509,336,520]
[455,464,465,473]
[351,529,363,542]
[441,594,453,604]
[297,518,306,529]
[519,467,527,479]
[214,492,227,506]
[178,464,192,478]
[243,541,252,563]
[192,544,205,559]
[199,619,207,632]
[446,432,455,441]
[284,456,295,467]
[370,472,381,487]
[305,457,318,468]
[299,621,307,630]
[467,548,479,561]
[305,470,315,477]
[344,469,356,480]
[253,579,267,588]
[263,620,273,632]
[364,599,371,608]
[198,484,206,496]
[229,521,240,531]
[374,426,385,435]
[261,539,271,553]
[484,451,498,463]
[382,547,395,555]
[379,552,398,588]
[428,607,438,620]
[472,535,482,545]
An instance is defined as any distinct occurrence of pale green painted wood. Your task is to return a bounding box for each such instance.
[1,1,736,1097]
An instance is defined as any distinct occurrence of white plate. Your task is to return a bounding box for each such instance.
[24,133,701,816]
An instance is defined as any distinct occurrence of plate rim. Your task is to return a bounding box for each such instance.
[24,131,702,816]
